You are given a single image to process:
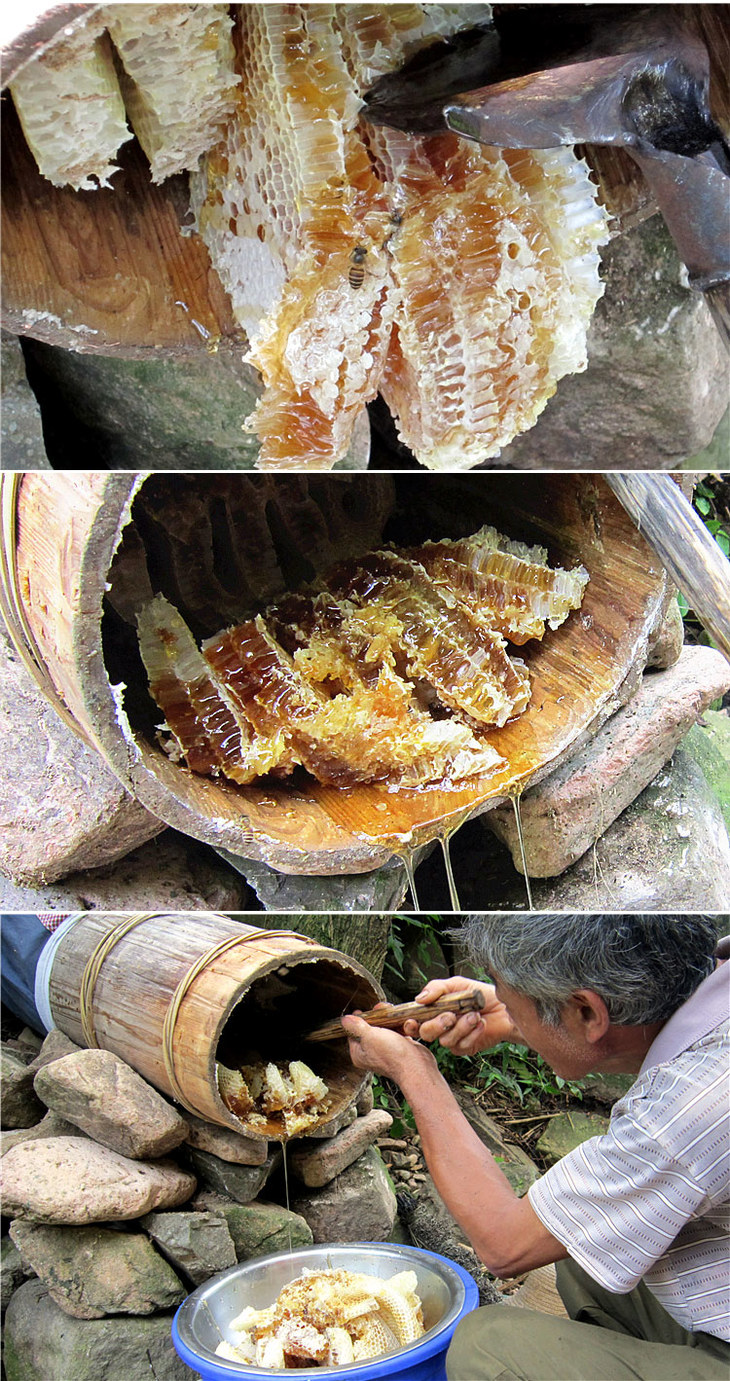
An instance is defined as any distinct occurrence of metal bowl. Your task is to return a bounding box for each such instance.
[172,1241,479,1378]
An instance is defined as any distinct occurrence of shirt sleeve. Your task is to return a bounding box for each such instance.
[527,1073,722,1293]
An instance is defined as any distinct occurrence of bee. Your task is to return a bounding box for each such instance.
[348,245,368,289]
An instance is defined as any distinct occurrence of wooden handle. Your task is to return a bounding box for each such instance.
[605,474,730,663]
[306,989,486,1042]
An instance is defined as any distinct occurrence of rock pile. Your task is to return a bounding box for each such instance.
[1,1029,397,1381]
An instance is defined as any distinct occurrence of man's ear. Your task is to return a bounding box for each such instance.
[562,989,611,1045]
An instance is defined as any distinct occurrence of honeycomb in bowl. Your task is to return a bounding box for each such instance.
[215,1265,425,1367]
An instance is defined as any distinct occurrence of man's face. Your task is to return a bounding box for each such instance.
[491,976,602,1080]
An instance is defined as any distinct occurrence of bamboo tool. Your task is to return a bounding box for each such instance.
[306,989,486,1043]
[605,474,730,664]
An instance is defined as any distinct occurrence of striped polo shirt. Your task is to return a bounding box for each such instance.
[529,963,730,1341]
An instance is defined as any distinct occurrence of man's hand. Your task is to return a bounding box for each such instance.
[404,976,520,1054]
[342,1013,436,1082]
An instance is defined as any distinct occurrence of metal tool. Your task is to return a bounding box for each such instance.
[363,5,730,350]
[306,989,486,1043]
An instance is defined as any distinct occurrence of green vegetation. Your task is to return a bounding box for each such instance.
[679,476,730,655]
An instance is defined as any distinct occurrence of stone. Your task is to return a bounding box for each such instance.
[645,599,685,671]
[1,1237,28,1314]
[579,1072,636,1108]
[1,1111,86,1157]
[181,1113,268,1164]
[191,1191,313,1259]
[26,1032,82,1075]
[4,1279,191,1381]
[355,1081,374,1117]
[0,828,248,911]
[0,1138,196,1224]
[290,1145,397,1243]
[517,746,730,911]
[452,1090,539,1198]
[537,1111,610,1166]
[186,1145,280,1203]
[22,339,370,470]
[33,1051,187,1159]
[291,1110,394,1188]
[0,1048,46,1130]
[219,849,409,912]
[0,333,49,469]
[14,1030,43,1057]
[485,647,730,878]
[398,1179,501,1306]
[140,1211,236,1286]
[0,630,163,888]
[685,710,730,834]
[497,217,730,470]
[9,1221,185,1320]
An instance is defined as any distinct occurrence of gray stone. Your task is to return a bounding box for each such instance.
[645,600,684,671]
[516,747,730,911]
[291,1145,397,1243]
[399,1179,501,1307]
[0,828,247,911]
[1,1112,86,1157]
[291,1110,394,1188]
[0,629,163,888]
[485,647,730,878]
[452,1089,539,1198]
[187,1145,280,1203]
[579,1072,636,1108]
[1,333,49,470]
[219,848,409,912]
[4,1278,190,1381]
[22,340,370,471]
[497,217,730,470]
[13,1031,43,1057]
[26,1032,82,1075]
[191,1191,313,1259]
[0,1049,45,1130]
[141,1211,236,1286]
[33,1051,187,1159]
[1,1237,28,1314]
[355,1081,374,1117]
[0,1137,196,1224]
[9,1221,185,1319]
[181,1113,268,1164]
[537,1110,610,1167]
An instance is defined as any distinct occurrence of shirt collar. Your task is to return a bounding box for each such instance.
[640,961,729,1075]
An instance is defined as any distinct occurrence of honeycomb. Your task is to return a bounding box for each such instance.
[192,3,610,469]
[218,1058,332,1138]
[136,525,588,790]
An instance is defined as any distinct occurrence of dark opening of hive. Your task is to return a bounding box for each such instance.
[214,953,381,1138]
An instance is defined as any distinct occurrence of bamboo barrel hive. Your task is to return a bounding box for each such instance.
[1,470,677,875]
[45,912,384,1138]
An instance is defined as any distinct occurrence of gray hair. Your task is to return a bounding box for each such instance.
[460,915,724,1027]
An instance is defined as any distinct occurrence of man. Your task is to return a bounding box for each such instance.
[343,915,729,1380]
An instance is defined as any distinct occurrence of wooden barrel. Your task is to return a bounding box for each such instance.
[45,912,384,1139]
[1,469,678,874]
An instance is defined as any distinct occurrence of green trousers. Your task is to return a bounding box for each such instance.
[446,1259,730,1380]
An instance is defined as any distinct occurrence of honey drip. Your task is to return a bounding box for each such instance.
[400,847,421,912]
[439,832,461,913]
[511,793,533,910]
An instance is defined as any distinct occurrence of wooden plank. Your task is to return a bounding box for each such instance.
[0,91,242,357]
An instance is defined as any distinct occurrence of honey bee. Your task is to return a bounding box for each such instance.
[348,245,368,289]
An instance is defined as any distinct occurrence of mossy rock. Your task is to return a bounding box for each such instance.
[537,1110,609,1166]
[685,712,730,834]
